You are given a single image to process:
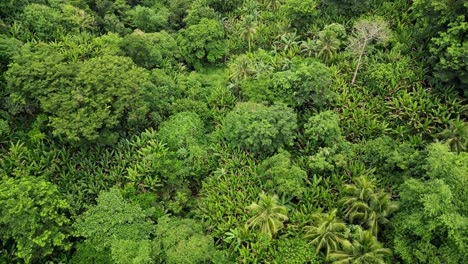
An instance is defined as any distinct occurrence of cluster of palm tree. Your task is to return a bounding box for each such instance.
[244,175,396,263]
[341,176,398,236]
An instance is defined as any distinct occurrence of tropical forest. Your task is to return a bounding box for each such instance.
[0,0,467,263]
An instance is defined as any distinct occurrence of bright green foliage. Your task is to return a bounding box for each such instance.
[341,176,397,236]
[153,216,227,263]
[424,143,468,214]
[304,110,343,149]
[111,239,153,264]
[241,60,336,109]
[355,137,424,185]
[0,176,71,263]
[430,16,468,90]
[223,102,297,156]
[275,237,319,264]
[121,30,178,69]
[304,209,350,256]
[177,18,228,69]
[246,192,289,239]
[393,178,467,263]
[73,188,154,262]
[157,111,205,150]
[329,227,392,264]
[257,150,307,198]
[49,55,151,143]
[127,5,169,32]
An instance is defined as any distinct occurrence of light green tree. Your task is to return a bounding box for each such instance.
[0,176,71,263]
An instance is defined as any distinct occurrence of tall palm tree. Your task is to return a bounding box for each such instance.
[239,15,258,52]
[328,227,392,264]
[245,192,288,239]
[304,209,351,257]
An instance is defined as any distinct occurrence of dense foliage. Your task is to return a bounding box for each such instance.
[0,0,466,263]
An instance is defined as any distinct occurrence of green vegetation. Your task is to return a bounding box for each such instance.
[0,0,466,263]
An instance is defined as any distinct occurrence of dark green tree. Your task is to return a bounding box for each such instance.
[177,18,228,69]
[223,102,297,156]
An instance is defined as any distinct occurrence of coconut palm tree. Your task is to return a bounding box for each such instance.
[341,176,397,236]
[246,192,288,239]
[328,227,392,264]
[304,209,351,257]
[316,29,341,62]
[239,15,258,52]
[367,191,398,236]
[341,176,376,224]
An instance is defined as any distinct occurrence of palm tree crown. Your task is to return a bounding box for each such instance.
[328,227,392,264]
[246,192,288,239]
[304,209,351,256]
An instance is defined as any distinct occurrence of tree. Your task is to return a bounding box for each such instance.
[393,178,467,263]
[304,110,343,150]
[0,176,71,263]
[281,0,318,31]
[257,150,307,198]
[316,23,347,62]
[241,60,335,109]
[73,188,154,262]
[153,216,227,264]
[223,102,297,156]
[304,209,350,257]
[121,30,178,69]
[5,46,154,144]
[157,112,205,151]
[348,17,390,84]
[177,18,228,69]
[328,227,392,264]
[126,5,169,32]
[246,192,289,239]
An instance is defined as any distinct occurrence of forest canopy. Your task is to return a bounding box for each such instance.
[0,0,466,263]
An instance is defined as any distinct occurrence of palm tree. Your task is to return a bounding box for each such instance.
[245,192,288,239]
[304,209,351,257]
[439,118,468,154]
[328,227,392,264]
[316,29,341,62]
[239,15,258,52]
[341,176,397,236]
[228,54,253,83]
[367,191,398,236]
[341,176,376,224]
